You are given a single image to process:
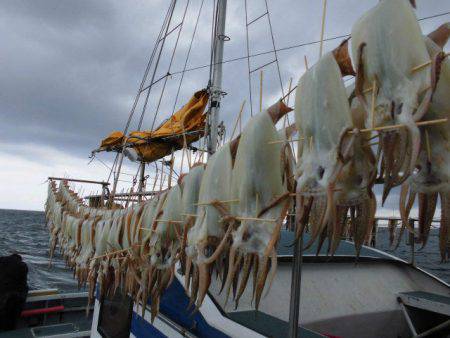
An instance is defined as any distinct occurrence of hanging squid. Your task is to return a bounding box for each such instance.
[179,164,205,272]
[224,108,291,310]
[144,184,183,320]
[295,52,376,256]
[184,143,234,309]
[351,0,445,202]
[399,24,450,261]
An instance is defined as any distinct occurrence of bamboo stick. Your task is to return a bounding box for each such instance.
[268,138,304,145]
[139,227,155,232]
[283,77,293,128]
[154,219,184,224]
[319,0,328,57]
[91,244,143,260]
[231,100,246,139]
[411,53,449,73]
[181,213,197,217]
[349,118,448,134]
[193,199,240,206]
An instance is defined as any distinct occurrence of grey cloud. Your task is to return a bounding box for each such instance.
[1,0,449,162]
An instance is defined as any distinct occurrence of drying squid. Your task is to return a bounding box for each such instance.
[185,143,234,309]
[399,24,450,261]
[351,0,445,202]
[179,164,205,271]
[144,185,182,320]
[295,52,376,256]
[225,109,291,310]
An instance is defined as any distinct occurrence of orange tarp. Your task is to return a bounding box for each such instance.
[99,89,209,163]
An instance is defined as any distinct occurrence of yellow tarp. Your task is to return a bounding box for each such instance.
[99,89,209,163]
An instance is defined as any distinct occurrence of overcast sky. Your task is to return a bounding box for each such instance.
[1,0,449,212]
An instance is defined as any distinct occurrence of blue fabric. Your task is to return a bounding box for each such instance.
[157,278,230,338]
[131,312,167,338]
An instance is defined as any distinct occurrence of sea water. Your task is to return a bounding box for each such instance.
[0,209,449,293]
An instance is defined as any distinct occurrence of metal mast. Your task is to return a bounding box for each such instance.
[207,0,227,155]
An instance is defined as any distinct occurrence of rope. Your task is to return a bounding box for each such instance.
[149,0,191,132]
[264,0,284,98]
[171,0,205,115]
[124,2,174,135]
[170,10,450,76]
[138,0,177,131]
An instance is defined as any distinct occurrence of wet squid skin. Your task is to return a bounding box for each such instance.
[351,0,445,202]
[224,109,291,310]
[184,144,234,310]
[294,51,377,257]
[399,28,450,261]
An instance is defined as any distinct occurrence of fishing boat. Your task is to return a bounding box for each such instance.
[40,1,450,337]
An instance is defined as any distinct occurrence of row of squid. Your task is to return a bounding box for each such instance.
[46,101,295,320]
[295,0,450,261]
[45,0,450,321]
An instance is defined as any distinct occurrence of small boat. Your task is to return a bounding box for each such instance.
[0,289,93,338]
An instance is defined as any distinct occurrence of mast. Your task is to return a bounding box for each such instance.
[207,0,227,155]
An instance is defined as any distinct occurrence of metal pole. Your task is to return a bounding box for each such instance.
[288,195,303,338]
[137,161,146,203]
[109,151,125,206]
[207,0,227,155]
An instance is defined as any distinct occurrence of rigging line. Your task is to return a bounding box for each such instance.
[171,0,205,116]
[244,0,254,117]
[105,3,174,185]
[124,2,174,135]
[137,0,177,131]
[170,10,450,76]
[150,0,191,133]
[264,0,284,98]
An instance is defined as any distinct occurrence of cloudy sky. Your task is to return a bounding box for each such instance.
[1,0,449,212]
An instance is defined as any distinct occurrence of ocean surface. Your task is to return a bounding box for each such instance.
[0,208,449,293]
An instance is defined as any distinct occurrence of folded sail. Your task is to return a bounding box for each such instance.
[98,89,209,163]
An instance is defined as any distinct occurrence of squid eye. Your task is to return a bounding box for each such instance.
[156,253,161,258]
[355,175,363,186]
[317,166,325,179]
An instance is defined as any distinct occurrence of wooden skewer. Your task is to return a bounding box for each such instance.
[304,55,309,70]
[139,227,155,232]
[267,138,304,145]
[231,100,246,139]
[154,219,184,224]
[91,244,143,260]
[193,199,240,206]
[309,136,313,152]
[283,77,293,128]
[411,53,450,73]
[181,213,197,217]
[319,0,328,57]
[349,118,448,134]
[364,142,380,148]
